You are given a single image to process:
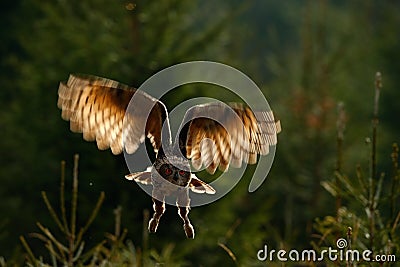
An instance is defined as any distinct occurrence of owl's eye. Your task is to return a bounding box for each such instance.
[164,167,172,175]
[179,170,187,176]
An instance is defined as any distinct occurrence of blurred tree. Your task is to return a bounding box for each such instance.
[1,0,399,265]
[212,0,400,261]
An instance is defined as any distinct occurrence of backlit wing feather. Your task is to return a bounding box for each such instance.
[57,74,167,155]
[179,103,280,174]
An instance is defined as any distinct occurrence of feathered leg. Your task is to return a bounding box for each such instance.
[177,189,194,238]
[149,190,165,233]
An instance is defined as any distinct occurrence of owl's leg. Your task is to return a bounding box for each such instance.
[177,190,194,239]
[149,190,165,233]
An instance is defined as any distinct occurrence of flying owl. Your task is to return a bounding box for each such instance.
[57,74,280,238]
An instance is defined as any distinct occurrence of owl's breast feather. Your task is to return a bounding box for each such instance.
[151,173,189,195]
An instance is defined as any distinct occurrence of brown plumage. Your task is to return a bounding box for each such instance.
[179,102,279,174]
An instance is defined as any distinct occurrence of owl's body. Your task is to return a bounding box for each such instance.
[150,152,194,238]
[126,148,214,238]
[57,74,280,238]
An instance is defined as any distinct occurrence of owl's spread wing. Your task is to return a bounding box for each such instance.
[125,166,153,184]
[179,103,280,174]
[57,74,167,155]
[189,176,216,194]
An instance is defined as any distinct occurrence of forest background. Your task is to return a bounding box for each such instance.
[0,0,399,265]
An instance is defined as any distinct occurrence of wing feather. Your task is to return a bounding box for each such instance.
[57,74,167,155]
[189,176,216,194]
[179,102,280,174]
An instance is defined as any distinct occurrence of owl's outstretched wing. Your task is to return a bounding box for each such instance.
[57,74,167,155]
[178,103,280,174]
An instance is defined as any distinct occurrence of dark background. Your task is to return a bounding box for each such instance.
[0,0,399,265]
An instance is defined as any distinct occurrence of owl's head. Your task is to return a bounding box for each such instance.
[156,162,191,187]
[153,151,192,187]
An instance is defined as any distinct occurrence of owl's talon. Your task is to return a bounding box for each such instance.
[149,218,159,233]
[184,223,195,239]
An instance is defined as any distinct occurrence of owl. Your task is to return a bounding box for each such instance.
[57,74,280,238]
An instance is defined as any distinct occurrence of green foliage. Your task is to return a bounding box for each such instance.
[20,155,106,265]
[1,0,400,266]
[17,155,185,266]
[0,0,232,260]
[313,73,399,266]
